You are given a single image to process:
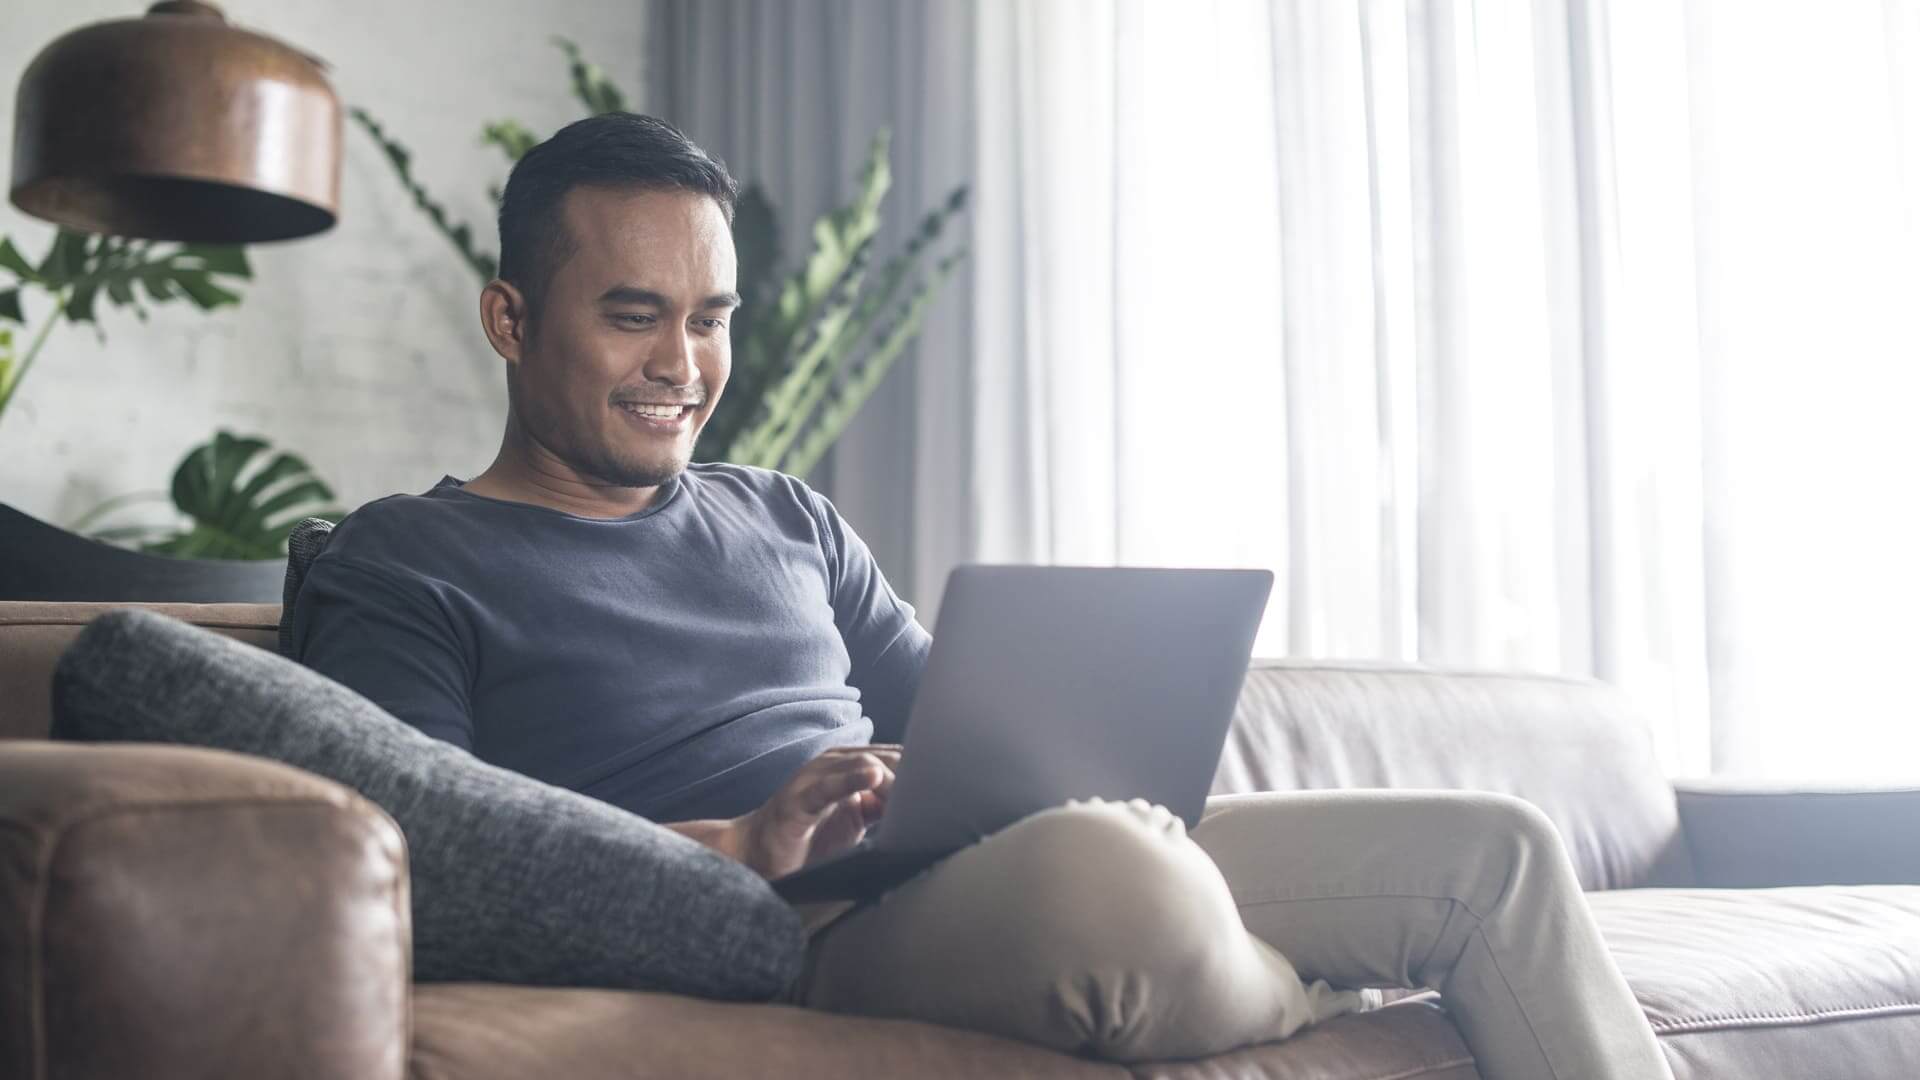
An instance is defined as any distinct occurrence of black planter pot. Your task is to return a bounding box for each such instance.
[0,503,284,603]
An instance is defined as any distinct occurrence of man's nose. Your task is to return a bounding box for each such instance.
[644,323,697,387]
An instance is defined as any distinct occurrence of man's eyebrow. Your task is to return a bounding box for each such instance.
[596,286,742,309]
[596,286,670,307]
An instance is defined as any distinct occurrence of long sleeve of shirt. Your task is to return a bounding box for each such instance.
[806,488,932,745]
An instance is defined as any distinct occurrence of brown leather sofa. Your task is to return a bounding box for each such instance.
[4,601,1918,1079]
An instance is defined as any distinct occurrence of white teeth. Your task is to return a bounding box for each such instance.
[623,403,685,419]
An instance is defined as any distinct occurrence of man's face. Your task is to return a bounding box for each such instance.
[508,186,739,489]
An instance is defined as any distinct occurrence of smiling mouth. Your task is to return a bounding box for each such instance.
[616,402,697,420]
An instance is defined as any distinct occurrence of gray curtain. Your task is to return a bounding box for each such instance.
[651,0,976,614]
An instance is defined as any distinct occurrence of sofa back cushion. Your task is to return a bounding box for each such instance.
[1,602,1693,891]
[0,602,280,741]
[1213,660,1693,890]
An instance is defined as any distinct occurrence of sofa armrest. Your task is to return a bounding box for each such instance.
[0,741,411,1080]
[1674,779,1920,887]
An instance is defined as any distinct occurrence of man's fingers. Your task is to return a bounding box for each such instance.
[790,754,892,816]
[818,744,902,768]
[855,787,887,827]
[827,749,897,784]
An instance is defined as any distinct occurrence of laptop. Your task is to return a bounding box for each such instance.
[772,564,1273,903]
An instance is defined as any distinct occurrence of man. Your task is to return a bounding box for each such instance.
[292,113,1673,1079]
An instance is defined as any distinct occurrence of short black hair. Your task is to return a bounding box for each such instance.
[496,113,737,311]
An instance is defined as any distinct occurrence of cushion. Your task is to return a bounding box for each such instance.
[279,516,336,656]
[408,984,1127,1080]
[1214,661,1692,891]
[404,985,1476,1080]
[1588,885,1920,1079]
[50,608,804,1001]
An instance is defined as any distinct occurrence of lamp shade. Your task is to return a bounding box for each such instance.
[9,0,341,243]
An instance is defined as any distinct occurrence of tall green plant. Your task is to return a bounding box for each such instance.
[0,230,251,426]
[353,37,968,478]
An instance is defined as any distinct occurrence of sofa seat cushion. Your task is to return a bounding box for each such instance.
[407,984,1127,1080]
[1587,886,1920,1079]
[408,986,1478,1080]
[1129,998,1479,1080]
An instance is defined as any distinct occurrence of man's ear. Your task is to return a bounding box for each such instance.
[480,279,530,364]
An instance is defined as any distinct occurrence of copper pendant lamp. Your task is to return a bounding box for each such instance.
[9,0,341,243]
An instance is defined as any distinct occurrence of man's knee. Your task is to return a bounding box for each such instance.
[981,800,1254,1057]
[1412,791,1576,908]
[1447,791,1566,859]
[989,799,1242,971]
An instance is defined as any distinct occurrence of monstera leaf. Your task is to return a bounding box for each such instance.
[0,230,249,324]
[80,432,342,560]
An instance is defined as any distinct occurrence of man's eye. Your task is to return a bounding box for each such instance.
[614,313,655,327]
[697,318,728,331]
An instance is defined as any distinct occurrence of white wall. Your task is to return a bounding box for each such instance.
[0,0,648,528]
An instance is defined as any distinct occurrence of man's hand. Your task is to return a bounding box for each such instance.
[731,744,901,879]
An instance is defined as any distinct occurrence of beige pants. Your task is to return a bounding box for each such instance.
[796,790,1673,1080]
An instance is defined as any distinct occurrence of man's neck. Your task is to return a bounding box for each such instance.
[463,430,666,520]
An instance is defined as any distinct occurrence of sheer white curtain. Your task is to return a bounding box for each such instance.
[974,0,1716,772]
[1656,1,1920,779]
[656,0,1920,780]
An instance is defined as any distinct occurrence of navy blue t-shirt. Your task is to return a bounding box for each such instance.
[288,463,931,822]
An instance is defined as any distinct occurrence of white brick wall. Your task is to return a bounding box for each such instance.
[0,0,648,529]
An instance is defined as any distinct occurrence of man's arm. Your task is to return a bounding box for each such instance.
[807,490,932,744]
[290,555,478,750]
